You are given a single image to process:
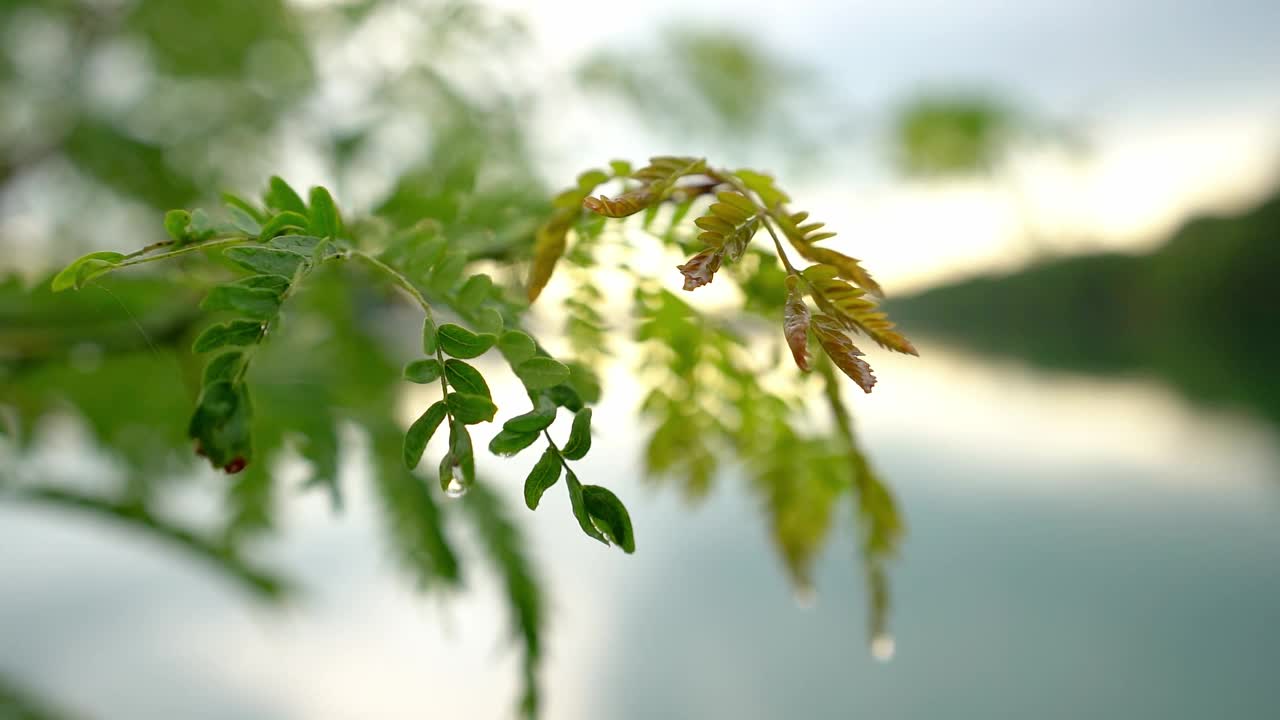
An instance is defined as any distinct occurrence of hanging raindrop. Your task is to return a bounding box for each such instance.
[445,477,468,498]
[870,633,896,663]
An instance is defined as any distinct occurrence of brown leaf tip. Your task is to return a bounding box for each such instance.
[783,284,812,371]
[676,248,724,291]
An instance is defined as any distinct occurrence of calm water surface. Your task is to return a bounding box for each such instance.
[3,342,1278,719]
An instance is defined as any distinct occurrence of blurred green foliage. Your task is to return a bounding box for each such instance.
[0,671,76,720]
[575,27,835,161]
[894,95,1015,176]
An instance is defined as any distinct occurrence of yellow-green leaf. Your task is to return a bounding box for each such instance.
[51,252,125,292]
[528,210,571,302]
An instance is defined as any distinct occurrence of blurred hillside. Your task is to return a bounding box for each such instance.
[890,185,1280,425]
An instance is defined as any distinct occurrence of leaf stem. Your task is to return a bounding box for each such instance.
[351,251,455,425]
[351,252,437,321]
[710,169,804,278]
[114,236,251,269]
[122,239,175,260]
[540,430,573,471]
[233,248,320,384]
[758,213,801,277]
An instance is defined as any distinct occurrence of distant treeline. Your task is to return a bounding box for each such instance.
[889,186,1280,424]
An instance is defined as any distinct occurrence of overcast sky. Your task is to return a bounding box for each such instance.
[502,0,1280,290]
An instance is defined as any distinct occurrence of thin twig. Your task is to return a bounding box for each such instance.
[121,239,175,260]
[113,236,250,269]
[352,251,455,426]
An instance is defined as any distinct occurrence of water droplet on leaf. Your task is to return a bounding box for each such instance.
[870,633,895,663]
[445,477,467,498]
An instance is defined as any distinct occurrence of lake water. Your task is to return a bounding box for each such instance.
[3,340,1279,719]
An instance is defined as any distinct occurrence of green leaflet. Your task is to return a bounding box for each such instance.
[224,246,308,277]
[498,330,537,366]
[456,273,493,310]
[403,358,443,384]
[577,169,610,189]
[202,351,245,386]
[193,319,263,353]
[474,307,505,335]
[566,362,602,405]
[164,210,192,243]
[404,401,448,470]
[439,453,458,489]
[188,209,217,240]
[561,408,592,460]
[437,324,496,359]
[448,420,476,485]
[524,447,561,510]
[502,397,557,434]
[227,205,262,236]
[267,234,327,255]
[489,428,540,457]
[564,470,605,543]
[546,384,584,412]
[447,392,498,424]
[583,485,635,553]
[187,380,253,472]
[514,357,570,391]
[444,360,491,399]
[429,250,467,293]
[422,316,439,354]
[264,176,307,215]
[229,274,291,294]
[221,192,265,223]
[308,186,342,239]
[734,168,791,207]
[259,211,310,240]
[51,252,125,292]
[201,284,282,320]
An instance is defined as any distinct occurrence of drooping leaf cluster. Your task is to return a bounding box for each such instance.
[47,175,632,718]
[530,157,916,394]
[526,157,917,645]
